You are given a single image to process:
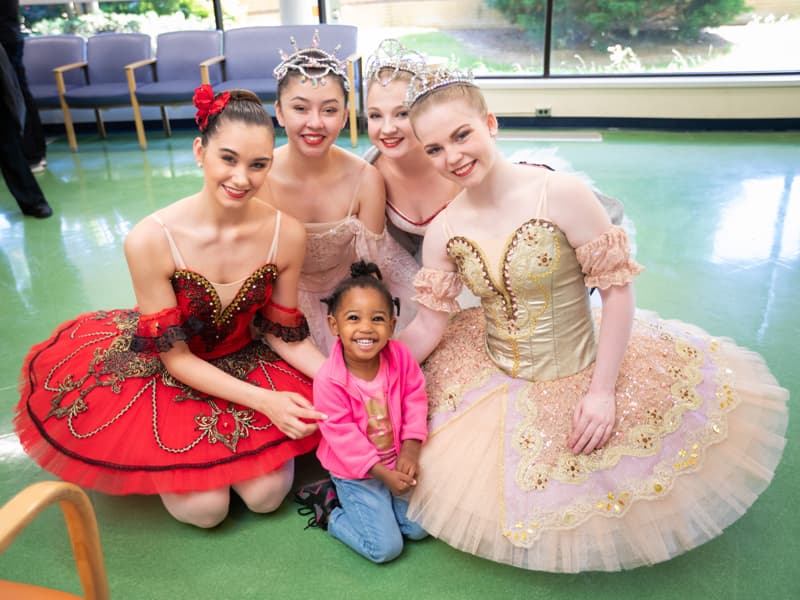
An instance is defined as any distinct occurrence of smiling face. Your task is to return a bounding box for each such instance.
[327,285,396,377]
[193,119,274,206]
[275,74,348,156]
[411,95,498,188]
[366,76,419,158]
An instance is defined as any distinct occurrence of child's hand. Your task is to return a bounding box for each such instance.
[370,462,417,496]
[396,439,422,478]
[382,469,417,496]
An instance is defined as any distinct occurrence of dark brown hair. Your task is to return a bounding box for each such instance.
[321,260,399,316]
[201,89,274,146]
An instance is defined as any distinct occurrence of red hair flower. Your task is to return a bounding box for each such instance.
[193,84,230,132]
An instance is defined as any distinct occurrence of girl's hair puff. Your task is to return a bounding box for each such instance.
[200,89,275,146]
[321,260,399,317]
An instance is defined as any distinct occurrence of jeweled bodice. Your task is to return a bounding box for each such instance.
[446,219,595,381]
[171,264,277,359]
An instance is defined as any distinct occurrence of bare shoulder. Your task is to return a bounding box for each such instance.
[277,209,307,248]
[123,211,178,282]
[547,170,596,203]
[421,210,455,271]
[547,171,612,247]
[124,212,167,258]
[358,160,385,197]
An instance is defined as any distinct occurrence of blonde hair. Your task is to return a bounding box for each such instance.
[409,82,488,123]
[367,67,414,95]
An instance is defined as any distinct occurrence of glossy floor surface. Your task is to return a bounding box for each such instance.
[1,129,798,599]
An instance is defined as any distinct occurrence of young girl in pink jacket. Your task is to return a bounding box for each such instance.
[296,260,428,563]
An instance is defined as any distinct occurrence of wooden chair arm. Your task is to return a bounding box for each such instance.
[199,55,225,85]
[125,57,157,72]
[53,62,88,95]
[0,481,109,600]
[53,61,88,75]
[125,57,157,93]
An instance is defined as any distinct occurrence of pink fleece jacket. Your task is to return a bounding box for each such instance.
[314,339,428,480]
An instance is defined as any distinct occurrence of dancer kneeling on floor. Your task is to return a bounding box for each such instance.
[15,85,328,528]
[396,66,788,572]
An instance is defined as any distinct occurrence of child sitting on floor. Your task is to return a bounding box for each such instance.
[296,260,428,563]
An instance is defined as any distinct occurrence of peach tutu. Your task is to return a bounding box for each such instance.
[408,308,788,572]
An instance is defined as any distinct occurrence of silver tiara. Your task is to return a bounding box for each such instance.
[273,29,350,93]
[365,39,427,87]
[405,65,476,108]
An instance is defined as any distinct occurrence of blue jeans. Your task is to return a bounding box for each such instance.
[329,475,428,563]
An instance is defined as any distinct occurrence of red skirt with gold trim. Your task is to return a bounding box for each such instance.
[15,309,319,495]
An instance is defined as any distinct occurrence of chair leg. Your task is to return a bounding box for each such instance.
[161,106,172,138]
[58,96,78,152]
[130,97,148,150]
[95,109,107,139]
[346,60,358,148]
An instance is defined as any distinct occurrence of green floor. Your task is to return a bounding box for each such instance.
[1,128,798,599]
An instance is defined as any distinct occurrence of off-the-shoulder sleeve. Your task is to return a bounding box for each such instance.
[575,225,644,289]
[253,300,310,343]
[412,267,463,313]
[130,306,191,354]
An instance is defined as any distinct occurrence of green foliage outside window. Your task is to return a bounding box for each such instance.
[487,0,748,44]
[100,2,210,18]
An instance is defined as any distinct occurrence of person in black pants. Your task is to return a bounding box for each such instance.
[0,43,51,218]
[1,0,46,172]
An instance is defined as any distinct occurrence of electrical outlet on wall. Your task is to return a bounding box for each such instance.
[535,107,552,117]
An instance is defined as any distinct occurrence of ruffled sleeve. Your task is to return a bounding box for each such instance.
[252,300,310,343]
[412,267,463,313]
[130,306,193,354]
[575,225,644,289]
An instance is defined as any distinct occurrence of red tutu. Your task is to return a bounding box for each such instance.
[15,266,320,495]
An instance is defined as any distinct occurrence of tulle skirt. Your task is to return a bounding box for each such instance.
[408,308,788,572]
[15,309,319,496]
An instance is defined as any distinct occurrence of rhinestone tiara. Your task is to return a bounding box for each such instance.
[405,65,476,108]
[365,39,427,87]
[273,29,350,93]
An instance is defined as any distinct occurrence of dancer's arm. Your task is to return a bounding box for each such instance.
[262,216,326,378]
[124,217,325,440]
[354,162,388,234]
[396,215,453,362]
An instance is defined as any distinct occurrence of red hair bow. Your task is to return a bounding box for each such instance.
[193,84,230,132]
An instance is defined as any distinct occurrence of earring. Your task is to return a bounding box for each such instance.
[197,162,202,168]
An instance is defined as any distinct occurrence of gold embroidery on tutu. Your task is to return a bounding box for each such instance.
[502,326,740,546]
[40,314,299,454]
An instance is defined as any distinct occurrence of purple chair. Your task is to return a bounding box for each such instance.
[22,34,86,108]
[205,24,362,146]
[55,33,152,151]
[126,30,223,150]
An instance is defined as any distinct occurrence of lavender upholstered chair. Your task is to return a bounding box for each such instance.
[56,33,152,151]
[22,34,86,108]
[126,30,223,150]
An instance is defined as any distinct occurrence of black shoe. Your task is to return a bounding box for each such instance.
[21,203,53,219]
[294,478,340,531]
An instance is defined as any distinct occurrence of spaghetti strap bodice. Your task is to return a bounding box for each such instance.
[288,160,419,355]
[150,211,282,310]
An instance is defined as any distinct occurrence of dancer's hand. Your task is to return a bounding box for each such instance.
[568,389,615,455]
[261,391,327,439]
